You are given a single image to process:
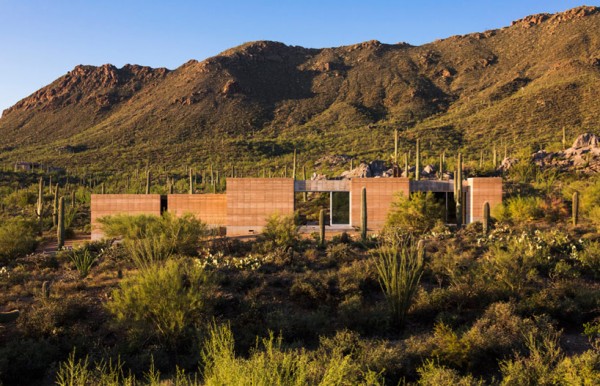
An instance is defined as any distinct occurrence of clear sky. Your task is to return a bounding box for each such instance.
[0,0,597,114]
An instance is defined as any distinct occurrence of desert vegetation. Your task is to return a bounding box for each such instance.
[1,136,599,386]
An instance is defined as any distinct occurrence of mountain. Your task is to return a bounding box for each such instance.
[1,6,600,171]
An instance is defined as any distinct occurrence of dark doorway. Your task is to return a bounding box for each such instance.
[331,192,350,225]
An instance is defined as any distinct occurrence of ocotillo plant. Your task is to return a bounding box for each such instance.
[572,191,579,226]
[57,197,65,250]
[319,209,326,247]
[482,201,490,235]
[361,187,367,241]
[52,184,59,227]
[415,138,421,181]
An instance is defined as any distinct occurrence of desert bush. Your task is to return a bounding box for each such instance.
[325,243,355,266]
[255,212,299,253]
[99,213,207,268]
[18,293,92,338]
[494,196,544,224]
[107,258,213,346]
[374,236,424,327]
[201,323,383,385]
[417,360,483,386]
[578,229,600,256]
[501,319,600,384]
[462,302,535,369]
[384,192,444,236]
[0,217,38,263]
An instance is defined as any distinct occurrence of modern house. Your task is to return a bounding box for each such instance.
[91,177,502,240]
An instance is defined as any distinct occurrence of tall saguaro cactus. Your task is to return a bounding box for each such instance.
[57,197,65,250]
[292,148,297,180]
[52,184,59,227]
[36,177,43,219]
[455,154,463,228]
[415,138,421,181]
[145,170,151,194]
[189,168,194,194]
[361,187,368,241]
[319,209,326,247]
[482,201,490,235]
[572,191,579,226]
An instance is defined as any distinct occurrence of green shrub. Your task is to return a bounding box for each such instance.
[499,322,600,384]
[0,217,38,263]
[106,258,213,345]
[417,360,483,386]
[255,213,299,253]
[374,236,424,327]
[201,323,383,385]
[495,196,544,224]
[99,213,207,269]
[384,192,444,236]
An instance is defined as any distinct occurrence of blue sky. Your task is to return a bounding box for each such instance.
[0,0,596,114]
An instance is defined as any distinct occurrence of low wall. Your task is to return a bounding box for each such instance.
[350,178,410,231]
[167,194,227,227]
[90,194,162,240]
[227,178,295,236]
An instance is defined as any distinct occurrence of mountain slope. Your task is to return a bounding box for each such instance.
[1,6,599,170]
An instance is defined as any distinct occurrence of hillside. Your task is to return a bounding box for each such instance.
[1,6,600,171]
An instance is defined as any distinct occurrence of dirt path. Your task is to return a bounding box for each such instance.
[36,233,91,253]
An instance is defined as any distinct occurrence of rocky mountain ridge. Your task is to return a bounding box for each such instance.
[1,6,599,170]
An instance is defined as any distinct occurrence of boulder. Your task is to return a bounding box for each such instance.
[572,133,599,149]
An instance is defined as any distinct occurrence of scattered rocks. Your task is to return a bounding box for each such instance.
[498,157,519,171]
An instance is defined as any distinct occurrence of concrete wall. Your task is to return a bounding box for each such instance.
[295,179,350,192]
[467,177,503,223]
[90,194,162,240]
[226,178,295,236]
[167,194,227,227]
[350,178,410,231]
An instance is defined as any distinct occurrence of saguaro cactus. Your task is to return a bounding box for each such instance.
[482,201,490,235]
[145,170,151,194]
[319,209,326,247]
[57,197,65,250]
[52,184,59,227]
[292,148,297,180]
[189,168,194,194]
[572,191,579,226]
[455,154,463,228]
[562,127,567,151]
[36,177,43,219]
[361,187,367,241]
[415,138,421,181]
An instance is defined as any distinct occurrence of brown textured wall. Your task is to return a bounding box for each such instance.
[91,194,162,240]
[168,194,226,226]
[350,178,410,231]
[467,177,503,223]
[226,178,295,235]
